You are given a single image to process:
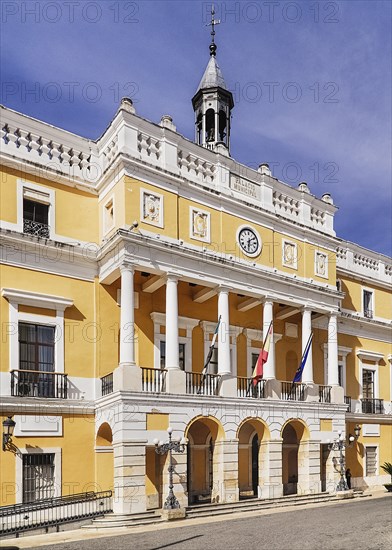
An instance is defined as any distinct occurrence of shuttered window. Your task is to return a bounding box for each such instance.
[365,446,377,476]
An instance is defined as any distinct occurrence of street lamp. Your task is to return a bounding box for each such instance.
[2,416,16,451]
[327,424,361,491]
[154,427,188,509]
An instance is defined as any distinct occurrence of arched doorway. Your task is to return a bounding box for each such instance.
[95,423,114,493]
[186,416,224,504]
[281,420,309,495]
[237,418,269,499]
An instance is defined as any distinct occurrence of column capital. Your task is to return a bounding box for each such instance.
[302,304,312,313]
[120,262,134,274]
[262,296,274,305]
[217,285,232,295]
[165,272,181,283]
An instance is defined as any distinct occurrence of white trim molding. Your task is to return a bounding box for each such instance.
[2,288,73,312]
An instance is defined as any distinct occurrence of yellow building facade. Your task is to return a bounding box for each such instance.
[0,44,391,517]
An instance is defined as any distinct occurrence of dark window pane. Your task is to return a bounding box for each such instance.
[23,199,49,225]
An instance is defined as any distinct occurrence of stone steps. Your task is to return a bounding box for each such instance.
[185,492,336,518]
[85,510,163,529]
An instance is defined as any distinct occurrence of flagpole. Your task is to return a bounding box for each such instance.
[198,316,221,394]
[248,320,273,396]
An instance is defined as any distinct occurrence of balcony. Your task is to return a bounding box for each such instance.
[11,370,68,399]
[344,395,353,412]
[281,381,306,401]
[361,398,384,414]
[186,372,219,396]
[142,368,166,392]
[237,377,265,398]
[363,309,373,319]
[319,385,331,403]
[101,373,113,396]
[23,219,50,238]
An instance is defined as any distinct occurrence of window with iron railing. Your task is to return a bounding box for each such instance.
[363,290,373,319]
[23,453,55,503]
[23,198,50,238]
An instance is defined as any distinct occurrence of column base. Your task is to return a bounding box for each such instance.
[161,508,186,520]
[113,363,142,392]
[330,385,345,404]
[305,383,319,402]
[219,375,237,397]
[265,379,281,399]
[165,369,186,394]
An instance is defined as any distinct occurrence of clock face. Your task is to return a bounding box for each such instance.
[238,227,261,257]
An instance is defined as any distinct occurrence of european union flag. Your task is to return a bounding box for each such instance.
[292,333,313,384]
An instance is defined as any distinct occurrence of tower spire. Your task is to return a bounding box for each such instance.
[206,4,220,56]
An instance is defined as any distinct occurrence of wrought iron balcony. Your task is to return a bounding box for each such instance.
[142,368,166,392]
[237,377,266,398]
[281,381,306,401]
[363,309,373,319]
[319,385,332,403]
[23,218,50,238]
[186,372,219,396]
[361,398,384,414]
[101,373,113,396]
[11,370,67,399]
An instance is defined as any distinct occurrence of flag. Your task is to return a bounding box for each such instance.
[201,315,221,376]
[292,333,313,385]
[252,321,273,387]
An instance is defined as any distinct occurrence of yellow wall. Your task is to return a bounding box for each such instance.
[0,166,98,243]
[340,276,392,320]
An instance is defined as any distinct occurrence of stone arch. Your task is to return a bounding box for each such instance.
[281,419,310,495]
[237,418,270,497]
[95,422,113,493]
[185,415,225,504]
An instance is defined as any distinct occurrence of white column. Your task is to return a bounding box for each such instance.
[328,313,339,385]
[165,274,179,370]
[263,299,275,379]
[218,287,231,375]
[119,264,135,366]
[301,307,313,383]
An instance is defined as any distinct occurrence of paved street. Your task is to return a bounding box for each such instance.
[8,496,390,550]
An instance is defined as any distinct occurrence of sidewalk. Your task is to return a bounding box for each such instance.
[1,490,389,549]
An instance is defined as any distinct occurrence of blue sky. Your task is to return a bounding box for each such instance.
[1,0,391,256]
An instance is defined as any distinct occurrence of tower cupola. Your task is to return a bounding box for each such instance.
[192,7,234,153]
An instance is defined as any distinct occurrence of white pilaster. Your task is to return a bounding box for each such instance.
[119,264,135,366]
[263,299,275,379]
[165,274,179,370]
[328,313,339,385]
[301,307,313,383]
[217,287,231,375]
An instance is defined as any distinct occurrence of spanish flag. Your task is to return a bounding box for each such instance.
[252,321,273,386]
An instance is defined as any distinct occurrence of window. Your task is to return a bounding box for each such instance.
[18,323,56,397]
[362,369,374,399]
[251,353,259,371]
[363,290,373,318]
[23,453,55,502]
[365,446,377,476]
[22,187,50,238]
[338,364,343,387]
[159,341,186,370]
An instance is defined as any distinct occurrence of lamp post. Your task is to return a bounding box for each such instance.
[2,416,16,451]
[328,424,361,491]
[154,427,188,509]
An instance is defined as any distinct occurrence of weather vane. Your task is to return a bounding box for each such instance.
[205,4,221,55]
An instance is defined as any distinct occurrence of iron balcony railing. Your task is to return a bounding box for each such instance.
[101,373,114,396]
[344,395,352,412]
[141,368,167,392]
[237,377,266,398]
[363,309,373,319]
[361,398,384,414]
[0,491,112,537]
[186,372,220,396]
[11,370,67,399]
[23,219,50,238]
[319,385,332,403]
[281,381,306,401]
